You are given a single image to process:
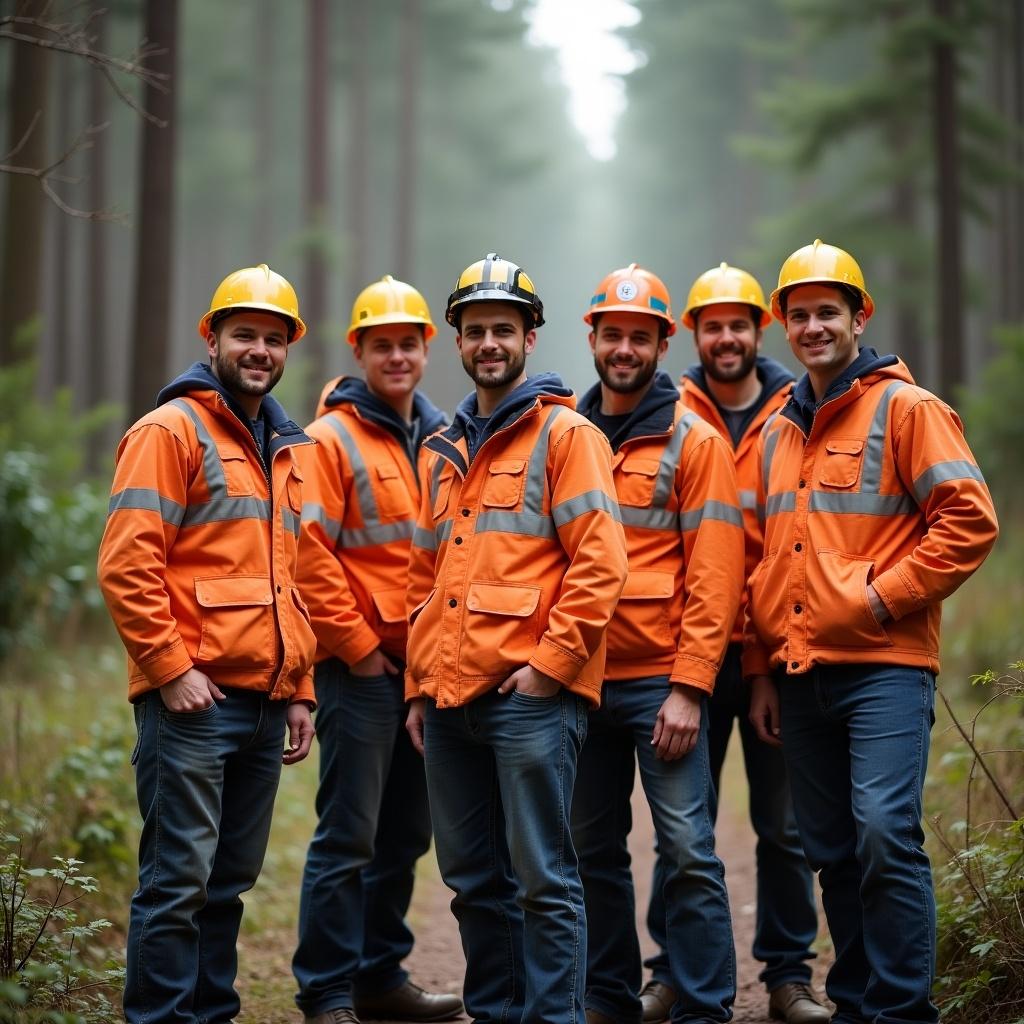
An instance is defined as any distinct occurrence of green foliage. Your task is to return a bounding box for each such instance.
[0,815,123,1023]
[931,663,1024,1023]
[0,362,114,665]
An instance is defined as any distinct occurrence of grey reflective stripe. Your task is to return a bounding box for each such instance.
[551,489,620,528]
[913,460,985,504]
[325,416,382,529]
[108,487,185,526]
[680,500,744,532]
[477,510,556,537]
[651,412,696,510]
[340,520,416,548]
[738,489,758,510]
[281,506,301,538]
[413,525,438,551]
[429,456,447,508]
[766,491,796,517]
[301,502,342,543]
[860,381,907,492]
[809,491,915,515]
[181,496,272,527]
[762,413,782,493]
[169,399,228,497]
[522,407,567,515]
[435,518,453,544]
[619,506,676,530]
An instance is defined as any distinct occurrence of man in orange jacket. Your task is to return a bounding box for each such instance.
[97,265,318,1024]
[404,253,628,1024]
[291,276,461,1024]
[746,241,999,1024]
[570,264,745,1024]
[638,264,827,1024]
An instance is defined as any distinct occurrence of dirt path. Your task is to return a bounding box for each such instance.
[236,737,832,1022]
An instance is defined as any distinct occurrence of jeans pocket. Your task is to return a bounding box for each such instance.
[130,701,145,765]
[509,689,560,704]
[161,701,220,725]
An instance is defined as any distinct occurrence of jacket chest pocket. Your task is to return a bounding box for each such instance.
[616,457,659,507]
[285,464,304,514]
[217,443,256,497]
[375,462,414,518]
[819,438,864,489]
[482,459,527,508]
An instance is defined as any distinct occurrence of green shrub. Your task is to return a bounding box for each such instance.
[932,662,1024,1023]
[0,813,123,1023]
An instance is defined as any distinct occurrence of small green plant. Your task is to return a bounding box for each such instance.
[0,815,123,1023]
[931,662,1024,1023]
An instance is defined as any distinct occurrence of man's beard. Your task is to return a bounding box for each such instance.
[463,346,526,390]
[700,345,757,383]
[594,354,658,395]
[213,350,283,398]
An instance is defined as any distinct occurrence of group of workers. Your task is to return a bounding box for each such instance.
[97,239,999,1024]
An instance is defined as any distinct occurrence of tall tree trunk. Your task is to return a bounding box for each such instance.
[251,0,275,260]
[48,51,75,397]
[347,0,370,297]
[303,0,329,414]
[1011,0,1024,324]
[0,0,51,366]
[932,0,963,398]
[126,0,178,425]
[394,0,420,280]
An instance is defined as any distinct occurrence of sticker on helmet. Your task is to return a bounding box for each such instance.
[616,280,638,302]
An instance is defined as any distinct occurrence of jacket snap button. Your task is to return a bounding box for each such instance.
[791,661,799,669]
[454,536,463,545]
[794,604,802,614]
[462,508,470,517]
[794,542,802,552]
[449,598,457,608]
[799,479,806,488]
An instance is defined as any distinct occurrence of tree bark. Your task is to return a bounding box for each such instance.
[0,0,52,366]
[347,0,370,297]
[932,0,963,398]
[303,0,329,413]
[48,46,75,397]
[394,0,420,280]
[126,0,178,425]
[251,0,275,260]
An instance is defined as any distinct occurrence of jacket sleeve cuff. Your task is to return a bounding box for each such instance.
[669,653,718,694]
[331,621,381,668]
[741,643,772,679]
[289,671,316,708]
[529,636,585,686]
[404,671,421,702]
[138,640,194,688]
[871,566,921,622]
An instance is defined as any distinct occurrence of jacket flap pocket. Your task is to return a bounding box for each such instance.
[488,459,526,476]
[621,458,659,477]
[195,575,274,608]
[619,569,674,600]
[825,438,864,456]
[466,581,541,617]
[371,586,408,624]
[376,463,399,481]
[216,443,247,462]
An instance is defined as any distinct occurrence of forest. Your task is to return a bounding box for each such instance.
[1,1,1022,1021]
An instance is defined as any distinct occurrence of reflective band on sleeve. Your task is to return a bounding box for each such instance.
[809,491,915,515]
[680,500,744,531]
[619,506,676,530]
[912,460,985,504]
[340,520,416,548]
[738,489,758,510]
[551,489,620,528]
[301,502,342,543]
[413,525,438,551]
[860,381,907,493]
[108,487,185,526]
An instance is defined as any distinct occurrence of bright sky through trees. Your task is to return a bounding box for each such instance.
[521,0,643,161]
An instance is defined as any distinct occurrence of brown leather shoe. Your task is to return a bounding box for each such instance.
[639,979,677,1024]
[585,1011,617,1024]
[305,1009,360,1024]
[768,982,830,1023]
[353,980,463,1022]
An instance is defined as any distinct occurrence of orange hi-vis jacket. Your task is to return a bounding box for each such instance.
[579,372,745,692]
[679,357,794,644]
[743,354,999,678]
[97,363,318,704]
[405,374,629,709]
[296,376,447,665]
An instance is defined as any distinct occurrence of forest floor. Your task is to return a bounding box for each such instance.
[234,733,833,1023]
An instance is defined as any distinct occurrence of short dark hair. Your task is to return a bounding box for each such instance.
[690,304,764,332]
[590,311,670,342]
[210,307,296,342]
[778,283,863,318]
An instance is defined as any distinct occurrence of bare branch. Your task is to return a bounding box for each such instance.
[1,109,43,163]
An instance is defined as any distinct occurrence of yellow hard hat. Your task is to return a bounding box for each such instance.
[769,239,875,323]
[682,262,772,330]
[445,253,545,328]
[347,275,437,346]
[198,263,306,342]
[584,264,676,336]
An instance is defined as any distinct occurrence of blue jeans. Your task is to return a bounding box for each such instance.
[572,677,735,1024]
[424,688,588,1024]
[645,645,818,992]
[778,664,938,1024]
[293,660,432,1016]
[124,687,287,1024]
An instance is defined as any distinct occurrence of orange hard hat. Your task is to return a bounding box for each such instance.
[584,264,676,336]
